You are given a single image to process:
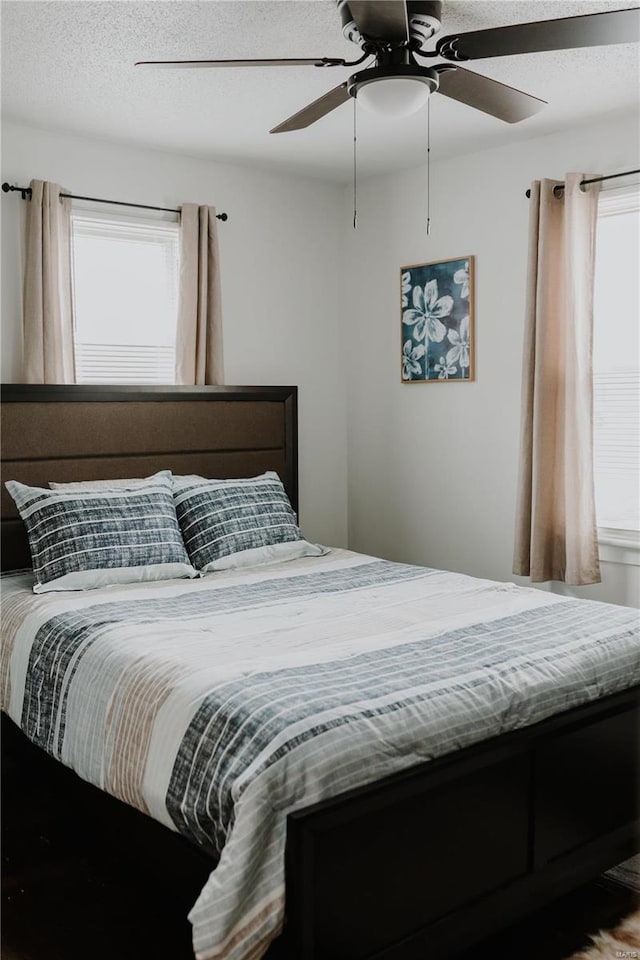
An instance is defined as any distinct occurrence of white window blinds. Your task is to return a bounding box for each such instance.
[593,186,640,535]
[71,210,179,384]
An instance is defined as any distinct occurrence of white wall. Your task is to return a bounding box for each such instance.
[3,115,638,606]
[1,120,348,548]
[344,113,640,607]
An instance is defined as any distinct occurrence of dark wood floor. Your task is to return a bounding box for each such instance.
[2,817,638,960]
[459,872,638,960]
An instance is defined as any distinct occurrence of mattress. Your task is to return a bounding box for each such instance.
[1,548,639,960]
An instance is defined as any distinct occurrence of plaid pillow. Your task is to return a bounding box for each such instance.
[5,471,198,593]
[172,472,327,571]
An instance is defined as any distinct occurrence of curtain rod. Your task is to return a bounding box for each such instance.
[525,169,640,199]
[1,182,228,221]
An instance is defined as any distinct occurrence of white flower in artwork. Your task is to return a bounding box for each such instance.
[402,339,426,380]
[446,315,470,370]
[403,279,453,343]
[453,260,470,299]
[401,271,412,308]
[434,355,457,380]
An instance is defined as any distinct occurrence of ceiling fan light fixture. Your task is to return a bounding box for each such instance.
[357,77,431,117]
[348,66,439,118]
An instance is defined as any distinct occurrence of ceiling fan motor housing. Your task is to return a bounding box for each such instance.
[336,0,365,47]
[337,1,442,49]
[408,1,443,49]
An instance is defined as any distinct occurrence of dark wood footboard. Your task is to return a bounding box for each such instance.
[3,684,638,960]
[281,684,640,960]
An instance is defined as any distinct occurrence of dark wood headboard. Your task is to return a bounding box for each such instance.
[1,384,298,572]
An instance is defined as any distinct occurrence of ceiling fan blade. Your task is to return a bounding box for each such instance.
[437,7,640,61]
[347,1,409,42]
[135,57,348,69]
[436,66,547,123]
[270,83,351,133]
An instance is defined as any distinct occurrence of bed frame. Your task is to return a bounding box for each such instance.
[2,383,639,960]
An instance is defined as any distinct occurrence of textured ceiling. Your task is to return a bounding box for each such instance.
[2,0,639,182]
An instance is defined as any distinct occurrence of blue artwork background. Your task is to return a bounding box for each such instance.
[401,257,472,382]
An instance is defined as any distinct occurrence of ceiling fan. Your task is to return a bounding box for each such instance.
[136,2,640,132]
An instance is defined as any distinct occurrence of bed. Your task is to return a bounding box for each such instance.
[1,383,639,960]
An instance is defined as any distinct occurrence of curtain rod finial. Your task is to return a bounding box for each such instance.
[2,182,32,200]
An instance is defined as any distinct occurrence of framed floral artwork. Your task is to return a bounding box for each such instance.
[401,256,475,382]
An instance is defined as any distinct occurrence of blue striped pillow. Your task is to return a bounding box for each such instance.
[172,472,327,571]
[5,471,198,592]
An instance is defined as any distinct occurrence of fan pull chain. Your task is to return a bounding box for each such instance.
[353,93,358,230]
[426,96,431,236]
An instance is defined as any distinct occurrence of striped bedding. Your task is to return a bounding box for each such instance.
[1,548,639,960]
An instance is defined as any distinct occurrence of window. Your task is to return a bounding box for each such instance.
[71,208,179,383]
[593,184,640,541]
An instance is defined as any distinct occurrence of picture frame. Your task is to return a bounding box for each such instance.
[400,256,475,383]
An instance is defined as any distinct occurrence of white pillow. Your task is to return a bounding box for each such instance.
[50,473,159,491]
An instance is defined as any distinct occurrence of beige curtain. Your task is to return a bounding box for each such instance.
[23,180,75,383]
[513,173,601,585]
[175,204,224,385]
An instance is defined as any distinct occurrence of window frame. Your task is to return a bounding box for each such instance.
[593,182,640,562]
[69,201,180,385]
